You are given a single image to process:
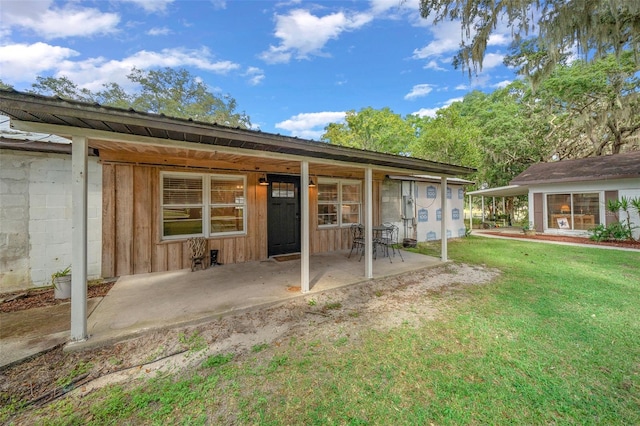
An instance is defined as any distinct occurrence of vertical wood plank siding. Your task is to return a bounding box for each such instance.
[101,162,380,277]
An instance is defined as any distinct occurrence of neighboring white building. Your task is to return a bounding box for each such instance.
[382,175,472,243]
[468,151,640,239]
[0,140,102,292]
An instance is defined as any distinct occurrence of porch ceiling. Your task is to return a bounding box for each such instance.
[92,140,383,179]
[0,90,475,178]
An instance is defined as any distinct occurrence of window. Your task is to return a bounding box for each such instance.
[547,192,600,231]
[318,179,361,227]
[162,175,204,237]
[161,172,246,239]
[210,176,246,235]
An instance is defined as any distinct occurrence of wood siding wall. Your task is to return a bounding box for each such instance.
[533,192,543,232]
[102,162,380,278]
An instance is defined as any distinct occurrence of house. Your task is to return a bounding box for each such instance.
[0,139,103,291]
[467,151,640,239]
[0,90,475,341]
[382,175,472,243]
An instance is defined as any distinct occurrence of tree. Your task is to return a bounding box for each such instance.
[407,102,481,169]
[321,107,415,155]
[29,68,251,128]
[419,0,640,76]
[31,75,96,103]
[456,82,553,188]
[0,80,14,90]
[534,51,640,156]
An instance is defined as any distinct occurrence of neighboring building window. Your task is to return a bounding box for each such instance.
[547,193,600,231]
[161,172,246,239]
[318,179,361,227]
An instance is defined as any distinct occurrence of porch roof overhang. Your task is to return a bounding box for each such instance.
[0,90,475,178]
[467,185,529,197]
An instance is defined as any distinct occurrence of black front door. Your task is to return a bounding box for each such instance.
[267,175,301,256]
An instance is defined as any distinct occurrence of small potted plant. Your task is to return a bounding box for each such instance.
[52,265,71,299]
[522,222,536,236]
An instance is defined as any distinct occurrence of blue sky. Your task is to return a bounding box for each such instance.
[0,0,516,140]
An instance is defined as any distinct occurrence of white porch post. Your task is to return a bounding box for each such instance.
[492,197,496,220]
[71,136,88,341]
[481,196,485,223]
[441,176,448,262]
[301,161,310,293]
[364,167,373,279]
[468,194,473,231]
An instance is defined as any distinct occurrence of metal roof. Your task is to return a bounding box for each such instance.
[0,90,475,177]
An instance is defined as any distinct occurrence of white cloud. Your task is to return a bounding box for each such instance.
[0,45,241,91]
[370,0,419,17]
[260,8,373,64]
[481,52,505,70]
[488,33,510,46]
[244,67,265,86]
[0,1,119,39]
[492,80,512,89]
[412,107,439,118]
[404,83,435,100]
[412,19,464,60]
[412,15,512,72]
[412,97,463,118]
[454,74,492,91]
[0,42,79,82]
[275,111,346,139]
[210,0,227,10]
[120,0,174,13]
[147,27,171,36]
[424,60,446,71]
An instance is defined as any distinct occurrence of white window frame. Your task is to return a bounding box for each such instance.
[161,171,247,240]
[317,178,361,228]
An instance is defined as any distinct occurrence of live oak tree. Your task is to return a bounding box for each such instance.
[534,51,640,156]
[321,107,415,155]
[419,0,640,76]
[29,68,251,128]
[407,102,481,170]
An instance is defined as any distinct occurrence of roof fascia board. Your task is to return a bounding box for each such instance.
[11,119,458,178]
[467,185,528,197]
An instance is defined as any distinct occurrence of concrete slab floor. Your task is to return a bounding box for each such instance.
[0,299,101,368]
[69,249,440,351]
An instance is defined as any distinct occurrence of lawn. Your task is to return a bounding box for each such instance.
[18,237,640,424]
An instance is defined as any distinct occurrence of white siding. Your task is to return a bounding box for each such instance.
[620,189,640,240]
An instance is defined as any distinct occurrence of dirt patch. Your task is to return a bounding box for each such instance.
[0,263,499,418]
[482,232,640,250]
[0,281,115,314]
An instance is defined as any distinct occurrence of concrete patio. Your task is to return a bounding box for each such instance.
[68,249,439,351]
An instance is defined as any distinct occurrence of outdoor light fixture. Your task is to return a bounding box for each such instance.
[309,178,316,187]
[258,175,269,186]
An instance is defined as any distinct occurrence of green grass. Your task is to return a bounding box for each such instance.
[9,237,640,425]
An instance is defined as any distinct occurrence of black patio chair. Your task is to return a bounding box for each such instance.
[348,224,365,260]
[378,223,404,263]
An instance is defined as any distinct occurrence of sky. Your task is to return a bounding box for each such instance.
[0,0,517,140]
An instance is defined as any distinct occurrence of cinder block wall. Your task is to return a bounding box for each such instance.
[0,149,102,291]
